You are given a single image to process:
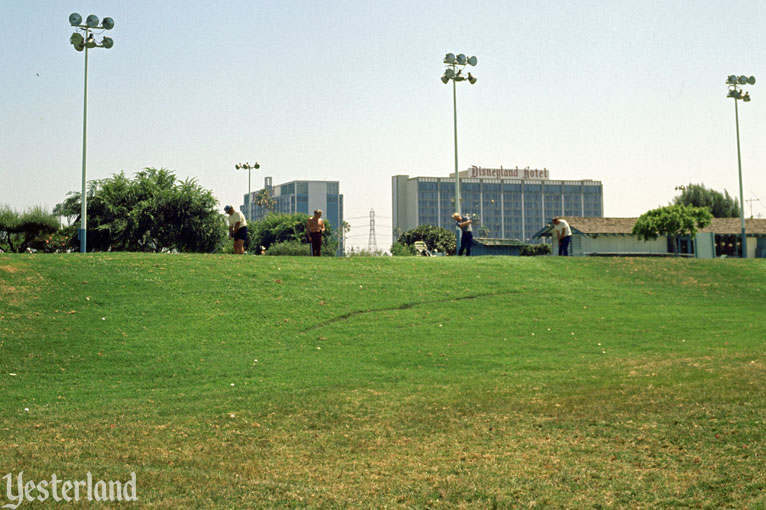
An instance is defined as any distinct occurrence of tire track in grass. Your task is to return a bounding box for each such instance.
[300,290,521,332]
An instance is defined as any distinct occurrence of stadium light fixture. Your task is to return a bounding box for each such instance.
[68,13,115,253]
[441,52,477,253]
[235,162,261,220]
[726,74,756,257]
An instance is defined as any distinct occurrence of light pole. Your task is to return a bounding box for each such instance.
[726,74,756,258]
[235,162,260,219]
[68,13,115,253]
[441,53,477,253]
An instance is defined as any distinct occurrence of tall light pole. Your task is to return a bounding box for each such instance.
[726,74,756,258]
[68,13,115,253]
[441,53,477,253]
[235,162,260,219]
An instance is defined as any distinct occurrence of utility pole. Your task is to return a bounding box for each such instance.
[368,209,377,253]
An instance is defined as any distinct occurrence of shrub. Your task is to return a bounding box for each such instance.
[390,242,416,256]
[398,225,456,255]
[520,243,552,256]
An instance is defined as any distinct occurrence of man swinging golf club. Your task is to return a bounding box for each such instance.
[224,205,247,254]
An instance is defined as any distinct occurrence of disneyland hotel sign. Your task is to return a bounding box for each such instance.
[469,166,550,180]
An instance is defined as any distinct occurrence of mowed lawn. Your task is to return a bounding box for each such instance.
[0,253,764,509]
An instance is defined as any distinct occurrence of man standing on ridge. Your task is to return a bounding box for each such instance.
[551,217,572,256]
[306,209,325,257]
[452,212,473,256]
[224,205,247,254]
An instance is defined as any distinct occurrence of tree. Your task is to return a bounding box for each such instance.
[632,204,712,255]
[0,205,59,253]
[397,225,456,255]
[673,183,740,218]
[253,188,277,211]
[248,213,337,256]
[54,168,226,252]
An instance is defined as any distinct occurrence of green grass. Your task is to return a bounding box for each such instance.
[1,253,765,509]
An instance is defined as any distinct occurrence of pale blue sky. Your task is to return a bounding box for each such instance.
[1,0,764,248]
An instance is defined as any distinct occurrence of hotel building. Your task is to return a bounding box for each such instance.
[392,166,603,243]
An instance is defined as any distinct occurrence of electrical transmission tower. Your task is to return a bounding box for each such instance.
[368,209,377,252]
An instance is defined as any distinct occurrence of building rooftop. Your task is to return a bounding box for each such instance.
[534,217,766,237]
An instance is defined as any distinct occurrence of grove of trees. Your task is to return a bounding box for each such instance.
[672,183,740,218]
[0,206,60,253]
[54,168,226,252]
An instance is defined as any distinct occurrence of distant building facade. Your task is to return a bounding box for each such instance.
[241,177,344,253]
[392,166,603,243]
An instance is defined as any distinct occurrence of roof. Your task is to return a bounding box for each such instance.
[533,217,766,237]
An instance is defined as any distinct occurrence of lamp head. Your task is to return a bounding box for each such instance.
[738,75,747,85]
[102,17,114,30]
[727,75,738,85]
[441,75,449,84]
[444,53,456,65]
[748,76,756,85]
[254,162,260,169]
[86,33,96,48]
[457,54,467,65]
[467,55,478,66]
[467,72,477,84]
[69,13,82,26]
[70,32,84,47]
[102,36,114,49]
[86,15,99,28]
[743,92,751,102]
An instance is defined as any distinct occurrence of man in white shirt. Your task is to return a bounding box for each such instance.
[551,217,572,256]
[224,205,248,254]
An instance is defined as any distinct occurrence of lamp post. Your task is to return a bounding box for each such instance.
[726,74,756,258]
[68,13,115,253]
[235,162,260,219]
[441,53,477,253]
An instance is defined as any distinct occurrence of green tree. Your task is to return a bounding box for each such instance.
[0,205,59,253]
[673,183,740,218]
[632,204,712,255]
[54,168,226,252]
[397,225,456,255]
[248,213,337,256]
[253,189,277,211]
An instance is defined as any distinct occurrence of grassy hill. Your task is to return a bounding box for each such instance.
[1,254,764,508]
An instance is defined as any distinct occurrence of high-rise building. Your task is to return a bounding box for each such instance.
[392,166,603,243]
[242,177,344,254]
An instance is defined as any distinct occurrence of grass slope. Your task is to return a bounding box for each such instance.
[1,254,765,509]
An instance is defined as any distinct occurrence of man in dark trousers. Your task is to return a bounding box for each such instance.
[306,209,325,257]
[452,212,473,256]
[551,217,572,256]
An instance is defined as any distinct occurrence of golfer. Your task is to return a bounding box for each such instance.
[551,217,572,256]
[224,205,247,254]
[306,209,325,257]
[452,212,473,256]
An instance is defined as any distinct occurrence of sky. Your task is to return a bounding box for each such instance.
[1,0,765,250]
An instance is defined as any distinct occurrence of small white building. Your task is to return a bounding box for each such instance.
[533,217,766,258]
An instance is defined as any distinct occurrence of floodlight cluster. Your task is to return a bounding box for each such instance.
[726,74,756,101]
[69,13,114,52]
[235,162,260,170]
[441,53,478,85]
